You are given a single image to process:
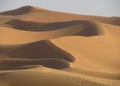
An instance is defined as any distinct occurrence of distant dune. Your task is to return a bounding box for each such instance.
[0,6,120,86]
[0,6,47,15]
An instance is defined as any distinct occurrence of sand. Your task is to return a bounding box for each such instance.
[0,6,120,86]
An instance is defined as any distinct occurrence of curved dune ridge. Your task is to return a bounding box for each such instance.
[0,5,120,86]
[2,19,102,32]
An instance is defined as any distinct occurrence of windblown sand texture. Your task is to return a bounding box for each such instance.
[0,6,120,86]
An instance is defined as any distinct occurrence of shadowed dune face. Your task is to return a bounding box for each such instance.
[75,22,103,36]
[3,19,85,31]
[2,19,104,36]
[0,6,45,15]
[0,59,70,70]
[1,41,74,62]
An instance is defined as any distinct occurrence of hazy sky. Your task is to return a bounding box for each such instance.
[0,0,120,17]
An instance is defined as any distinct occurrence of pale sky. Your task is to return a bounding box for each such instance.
[0,0,120,17]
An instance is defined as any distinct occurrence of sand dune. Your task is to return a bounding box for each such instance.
[0,6,120,26]
[51,23,120,73]
[0,6,47,15]
[0,66,120,86]
[0,20,105,45]
[0,5,120,86]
